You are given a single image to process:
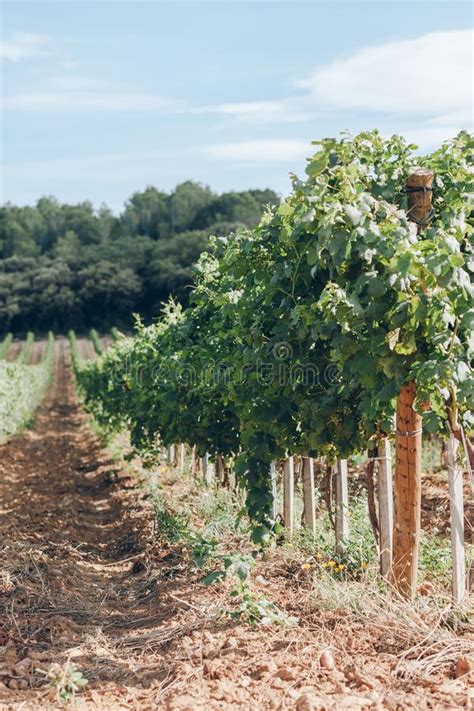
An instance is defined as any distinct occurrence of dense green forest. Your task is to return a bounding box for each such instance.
[0,183,278,333]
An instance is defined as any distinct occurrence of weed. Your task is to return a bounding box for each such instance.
[203,551,297,626]
[154,501,190,544]
[45,660,88,705]
[419,529,454,586]
[294,496,376,579]
[230,581,298,627]
[154,491,295,627]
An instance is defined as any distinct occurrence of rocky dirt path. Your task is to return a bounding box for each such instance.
[0,346,472,710]
[0,343,173,709]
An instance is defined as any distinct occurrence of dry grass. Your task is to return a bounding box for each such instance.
[305,573,473,678]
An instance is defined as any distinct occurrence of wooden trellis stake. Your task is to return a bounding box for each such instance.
[216,454,225,484]
[283,457,295,534]
[392,168,433,599]
[179,443,185,474]
[446,434,466,605]
[335,459,349,551]
[270,461,278,521]
[190,446,197,478]
[302,457,316,536]
[378,437,393,577]
[167,444,176,466]
[201,453,214,486]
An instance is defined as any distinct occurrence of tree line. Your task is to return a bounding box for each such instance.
[0,183,278,334]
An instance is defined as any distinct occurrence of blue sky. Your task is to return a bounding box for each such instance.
[1,1,473,211]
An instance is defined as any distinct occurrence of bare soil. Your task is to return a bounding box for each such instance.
[76,338,96,362]
[0,348,472,710]
[4,342,23,363]
[27,340,46,365]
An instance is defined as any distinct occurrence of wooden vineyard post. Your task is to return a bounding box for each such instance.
[270,461,278,521]
[335,459,349,551]
[191,446,197,478]
[378,437,393,577]
[302,457,317,536]
[179,443,185,474]
[167,444,176,466]
[392,168,433,599]
[216,454,225,484]
[392,375,423,597]
[446,434,466,605]
[206,456,212,484]
[283,457,295,534]
[201,453,214,486]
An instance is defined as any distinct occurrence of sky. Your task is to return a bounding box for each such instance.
[1,0,473,212]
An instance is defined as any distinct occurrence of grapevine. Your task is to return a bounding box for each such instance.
[77,130,473,541]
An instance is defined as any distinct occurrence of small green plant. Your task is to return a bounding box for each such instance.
[45,660,88,704]
[189,534,220,569]
[203,552,255,585]
[155,501,190,543]
[231,583,298,627]
[154,492,295,627]
[154,496,222,572]
[204,552,298,627]
[419,529,453,585]
[295,496,376,579]
[192,487,245,537]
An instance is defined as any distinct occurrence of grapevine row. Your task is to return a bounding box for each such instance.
[76,130,473,554]
[0,332,55,439]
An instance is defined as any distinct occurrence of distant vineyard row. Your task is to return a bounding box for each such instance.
[0,332,55,439]
[0,329,118,439]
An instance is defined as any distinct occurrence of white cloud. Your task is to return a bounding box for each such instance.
[193,99,322,124]
[2,41,181,113]
[191,30,473,130]
[206,139,310,162]
[426,110,474,127]
[3,89,184,112]
[298,30,473,119]
[0,32,49,61]
[3,69,184,112]
[195,101,285,116]
[2,27,471,161]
